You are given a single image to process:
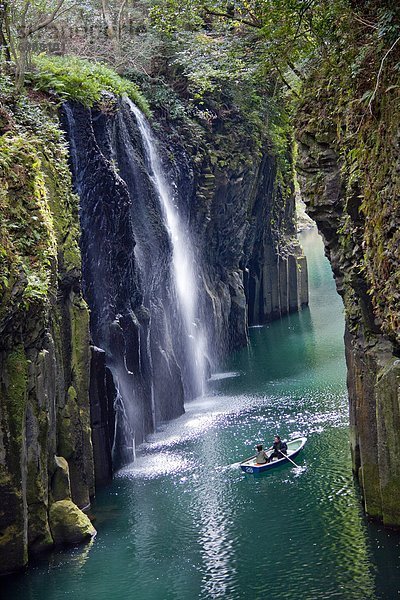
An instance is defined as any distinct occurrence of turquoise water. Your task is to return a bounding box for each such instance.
[4,228,400,599]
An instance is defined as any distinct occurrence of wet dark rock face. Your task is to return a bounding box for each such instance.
[194,152,309,357]
[62,99,308,480]
[62,101,189,470]
[297,130,400,526]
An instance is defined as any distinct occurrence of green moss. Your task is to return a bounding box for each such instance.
[381,479,400,527]
[0,85,88,326]
[49,499,96,545]
[0,521,28,573]
[0,524,21,547]
[0,471,28,563]
[375,359,400,525]
[26,457,53,553]
[0,133,58,310]
[70,297,90,406]
[40,143,82,276]
[62,238,81,272]
[51,456,71,502]
[297,30,400,345]
[5,346,28,449]
[360,463,382,519]
[58,386,78,460]
[28,54,150,116]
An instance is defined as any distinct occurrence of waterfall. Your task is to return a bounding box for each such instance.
[126,98,208,397]
[62,99,212,469]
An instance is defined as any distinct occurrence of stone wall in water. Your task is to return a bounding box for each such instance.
[296,36,400,526]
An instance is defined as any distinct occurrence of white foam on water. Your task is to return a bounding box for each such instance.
[208,371,241,381]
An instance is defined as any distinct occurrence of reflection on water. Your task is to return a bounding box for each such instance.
[4,228,400,600]
[208,371,241,381]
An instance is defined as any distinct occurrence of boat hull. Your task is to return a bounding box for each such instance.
[240,437,307,474]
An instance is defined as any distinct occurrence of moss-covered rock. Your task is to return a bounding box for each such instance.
[0,85,94,573]
[376,358,400,526]
[296,9,400,525]
[49,500,96,545]
[0,345,29,572]
[0,467,28,574]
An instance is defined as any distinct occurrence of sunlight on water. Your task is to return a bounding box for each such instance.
[208,371,242,381]
[118,453,192,480]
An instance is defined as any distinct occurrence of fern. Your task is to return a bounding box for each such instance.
[27,54,150,116]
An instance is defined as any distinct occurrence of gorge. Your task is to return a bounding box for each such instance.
[1,0,400,594]
[0,83,307,574]
[5,227,400,599]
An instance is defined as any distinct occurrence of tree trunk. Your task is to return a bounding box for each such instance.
[0,1,11,63]
[15,34,28,91]
[101,0,116,40]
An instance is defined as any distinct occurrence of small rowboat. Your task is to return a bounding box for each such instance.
[240,436,307,474]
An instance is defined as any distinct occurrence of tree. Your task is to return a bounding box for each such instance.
[1,0,75,88]
[148,0,350,93]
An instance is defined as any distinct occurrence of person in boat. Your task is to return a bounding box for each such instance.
[255,444,268,464]
[267,435,288,462]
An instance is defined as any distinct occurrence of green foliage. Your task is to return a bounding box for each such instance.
[173,32,252,98]
[27,54,150,115]
[0,133,57,309]
[128,72,189,122]
[149,0,204,34]
[149,0,350,81]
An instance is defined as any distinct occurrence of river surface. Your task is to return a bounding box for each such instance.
[4,228,400,599]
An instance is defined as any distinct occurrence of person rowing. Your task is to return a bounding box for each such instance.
[267,435,287,462]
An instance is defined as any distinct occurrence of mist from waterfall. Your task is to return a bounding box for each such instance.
[126,98,208,397]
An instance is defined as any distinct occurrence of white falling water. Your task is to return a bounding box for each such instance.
[126,98,207,396]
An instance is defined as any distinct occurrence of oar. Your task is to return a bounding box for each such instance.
[278,449,299,468]
[243,454,256,462]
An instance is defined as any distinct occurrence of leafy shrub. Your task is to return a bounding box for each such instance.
[27,54,150,115]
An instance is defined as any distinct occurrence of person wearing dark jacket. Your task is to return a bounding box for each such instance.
[267,435,287,462]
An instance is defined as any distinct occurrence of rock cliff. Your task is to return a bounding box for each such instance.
[296,23,400,525]
[0,93,96,574]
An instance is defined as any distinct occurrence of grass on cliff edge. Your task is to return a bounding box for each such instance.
[27,54,150,115]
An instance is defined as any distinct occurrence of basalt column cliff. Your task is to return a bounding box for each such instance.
[296,21,400,525]
[0,103,96,576]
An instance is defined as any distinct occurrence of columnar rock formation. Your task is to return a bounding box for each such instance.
[0,110,96,575]
[296,60,400,525]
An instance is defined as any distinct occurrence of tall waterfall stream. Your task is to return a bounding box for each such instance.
[61,100,214,466]
[127,99,208,396]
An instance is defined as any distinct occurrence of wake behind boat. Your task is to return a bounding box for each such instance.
[240,436,307,473]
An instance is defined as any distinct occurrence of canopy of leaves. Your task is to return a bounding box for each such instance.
[149,0,350,81]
